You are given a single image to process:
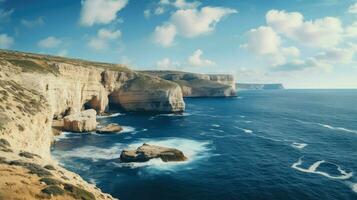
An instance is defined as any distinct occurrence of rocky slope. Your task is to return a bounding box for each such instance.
[236,83,284,90]
[143,71,236,97]
[0,50,186,199]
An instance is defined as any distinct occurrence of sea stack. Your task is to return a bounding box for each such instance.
[120,143,188,162]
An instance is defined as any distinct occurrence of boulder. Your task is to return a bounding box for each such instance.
[96,123,123,134]
[120,143,187,163]
[63,109,97,132]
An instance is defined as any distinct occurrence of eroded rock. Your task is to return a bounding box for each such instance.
[96,123,123,134]
[120,143,187,163]
[63,109,97,132]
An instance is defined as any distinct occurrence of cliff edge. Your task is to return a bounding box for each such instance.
[143,70,237,97]
[0,50,186,199]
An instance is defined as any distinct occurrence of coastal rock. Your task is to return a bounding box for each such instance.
[63,109,97,132]
[96,123,123,134]
[110,74,185,112]
[142,71,236,97]
[120,143,188,162]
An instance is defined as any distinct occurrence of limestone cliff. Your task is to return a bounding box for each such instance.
[0,50,185,199]
[143,71,237,97]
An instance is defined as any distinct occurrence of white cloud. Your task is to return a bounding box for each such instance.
[38,36,61,48]
[0,8,13,21]
[88,28,121,50]
[154,6,237,46]
[21,17,44,28]
[159,0,200,9]
[266,10,343,48]
[188,49,215,67]
[346,22,357,38]
[315,47,355,64]
[242,26,281,55]
[274,58,332,72]
[156,58,180,69]
[348,2,357,14]
[57,49,68,57]
[80,0,128,26]
[0,34,14,49]
[154,23,177,47]
[144,9,151,18]
[154,7,165,15]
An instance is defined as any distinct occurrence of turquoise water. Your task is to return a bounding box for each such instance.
[52,90,357,200]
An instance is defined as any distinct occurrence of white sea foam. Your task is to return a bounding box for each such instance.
[53,138,211,171]
[291,157,353,180]
[209,128,225,133]
[96,113,123,119]
[157,113,192,117]
[291,142,307,149]
[346,182,357,193]
[211,124,220,127]
[234,126,253,134]
[121,126,136,133]
[317,123,357,134]
[54,131,72,141]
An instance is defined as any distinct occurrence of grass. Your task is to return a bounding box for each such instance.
[44,165,56,170]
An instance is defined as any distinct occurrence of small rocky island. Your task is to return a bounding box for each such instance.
[120,143,188,163]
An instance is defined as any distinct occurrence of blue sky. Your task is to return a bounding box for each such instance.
[1,0,357,88]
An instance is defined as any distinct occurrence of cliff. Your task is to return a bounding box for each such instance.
[143,71,237,97]
[236,83,284,90]
[0,50,185,199]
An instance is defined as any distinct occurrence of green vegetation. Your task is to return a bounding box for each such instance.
[19,151,41,159]
[9,160,52,177]
[41,185,65,196]
[39,177,62,186]
[64,184,96,200]
[0,138,12,152]
[44,165,56,170]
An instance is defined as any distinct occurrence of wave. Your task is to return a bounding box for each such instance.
[96,113,123,119]
[234,126,253,134]
[291,142,307,149]
[317,123,357,134]
[209,128,225,133]
[121,126,136,133]
[345,181,357,193]
[53,138,211,171]
[211,124,221,128]
[293,119,357,135]
[291,157,353,180]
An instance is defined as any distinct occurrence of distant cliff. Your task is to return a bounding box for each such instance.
[143,71,237,97]
[236,83,284,90]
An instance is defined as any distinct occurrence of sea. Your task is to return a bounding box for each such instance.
[52,89,357,200]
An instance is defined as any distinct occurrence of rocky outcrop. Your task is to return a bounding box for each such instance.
[236,83,284,90]
[96,123,123,134]
[142,70,236,97]
[120,143,187,162]
[63,109,97,132]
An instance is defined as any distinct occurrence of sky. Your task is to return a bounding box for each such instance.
[1,0,357,88]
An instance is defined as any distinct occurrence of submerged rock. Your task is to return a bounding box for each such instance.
[96,123,123,134]
[63,109,97,132]
[120,143,187,163]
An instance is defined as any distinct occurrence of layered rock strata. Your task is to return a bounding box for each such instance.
[142,70,236,97]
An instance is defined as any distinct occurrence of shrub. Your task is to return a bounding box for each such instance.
[44,165,56,170]
[39,177,62,186]
[41,185,65,196]
[64,184,95,200]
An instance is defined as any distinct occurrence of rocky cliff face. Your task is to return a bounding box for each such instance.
[143,71,237,97]
[0,50,186,199]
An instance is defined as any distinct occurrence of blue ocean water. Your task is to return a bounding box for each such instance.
[52,90,357,200]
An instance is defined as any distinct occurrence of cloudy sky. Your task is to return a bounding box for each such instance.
[1,0,357,88]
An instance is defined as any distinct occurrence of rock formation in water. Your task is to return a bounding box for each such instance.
[63,109,97,132]
[143,71,237,97]
[236,83,284,90]
[96,123,123,134]
[120,143,188,162]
